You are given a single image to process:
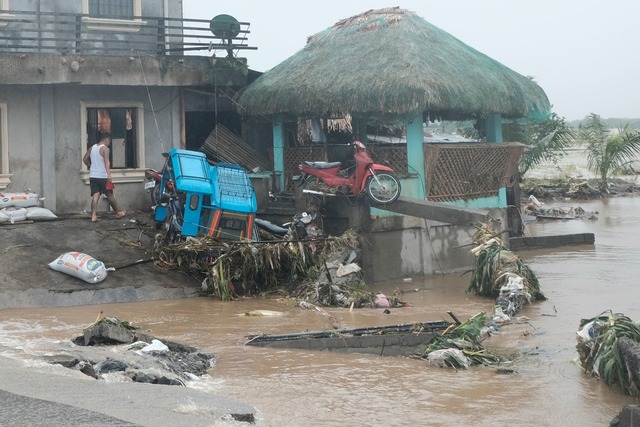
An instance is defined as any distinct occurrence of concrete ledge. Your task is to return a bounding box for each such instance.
[509,233,595,251]
[0,285,200,310]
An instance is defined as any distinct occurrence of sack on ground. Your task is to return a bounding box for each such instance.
[0,207,28,224]
[48,252,110,284]
[26,206,57,221]
[0,191,40,208]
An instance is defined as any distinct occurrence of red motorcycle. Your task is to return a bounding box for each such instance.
[298,141,401,204]
[144,153,175,205]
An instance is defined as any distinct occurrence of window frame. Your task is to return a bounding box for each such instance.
[80,101,146,184]
[0,0,15,29]
[0,101,10,189]
[81,0,145,32]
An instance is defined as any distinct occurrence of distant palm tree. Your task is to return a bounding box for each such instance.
[512,112,575,177]
[579,113,640,192]
[457,112,575,177]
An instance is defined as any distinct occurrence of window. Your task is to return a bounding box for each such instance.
[88,0,133,19]
[80,102,146,183]
[0,102,10,189]
[82,0,144,32]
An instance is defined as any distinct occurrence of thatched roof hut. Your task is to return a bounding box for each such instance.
[238,7,550,122]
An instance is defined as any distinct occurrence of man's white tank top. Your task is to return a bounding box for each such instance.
[89,143,108,179]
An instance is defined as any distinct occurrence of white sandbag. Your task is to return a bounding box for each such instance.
[48,252,111,284]
[0,209,9,223]
[0,191,40,208]
[1,207,28,224]
[26,206,58,221]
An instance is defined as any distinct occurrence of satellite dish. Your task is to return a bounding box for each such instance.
[210,14,240,38]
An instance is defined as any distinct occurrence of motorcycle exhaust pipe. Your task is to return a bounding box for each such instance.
[302,189,336,196]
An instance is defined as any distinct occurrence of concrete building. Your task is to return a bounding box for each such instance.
[0,0,254,214]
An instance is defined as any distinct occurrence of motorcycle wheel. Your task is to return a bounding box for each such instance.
[163,199,184,244]
[150,182,162,206]
[366,172,401,204]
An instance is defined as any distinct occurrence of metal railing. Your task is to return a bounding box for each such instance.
[0,10,256,56]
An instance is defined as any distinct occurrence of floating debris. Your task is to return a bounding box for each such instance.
[419,312,505,369]
[523,195,598,220]
[239,310,284,317]
[468,223,545,319]
[575,310,640,397]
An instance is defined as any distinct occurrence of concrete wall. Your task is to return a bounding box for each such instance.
[369,215,480,280]
[321,195,507,281]
[0,54,245,88]
[363,209,507,282]
[2,84,180,214]
[509,233,595,251]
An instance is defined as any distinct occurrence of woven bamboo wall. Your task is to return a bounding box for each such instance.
[366,144,408,175]
[423,142,524,202]
[283,146,327,191]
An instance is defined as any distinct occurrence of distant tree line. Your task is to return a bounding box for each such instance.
[569,117,640,129]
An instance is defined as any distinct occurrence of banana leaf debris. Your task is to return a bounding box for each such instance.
[419,312,509,369]
[468,222,545,322]
[152,228,408,308]
[575,310,640,397]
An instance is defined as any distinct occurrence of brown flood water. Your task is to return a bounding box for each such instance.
[1,196,639,426]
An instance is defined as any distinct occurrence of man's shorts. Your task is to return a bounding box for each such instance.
[89,178,113,196]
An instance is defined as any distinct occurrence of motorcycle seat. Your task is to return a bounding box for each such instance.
[303,161,342,169]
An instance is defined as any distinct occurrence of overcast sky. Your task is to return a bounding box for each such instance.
[183,0,639,121]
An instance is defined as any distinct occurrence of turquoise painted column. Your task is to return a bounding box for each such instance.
[272,118,285,191]
[485,113,503,143]
[485,113,507,206]
[406,114,425,199]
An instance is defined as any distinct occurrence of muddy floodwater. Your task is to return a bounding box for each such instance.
[0,143,640,427]
[1,196,640,426]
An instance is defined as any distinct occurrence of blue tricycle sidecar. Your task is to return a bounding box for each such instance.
[154,148,257,242]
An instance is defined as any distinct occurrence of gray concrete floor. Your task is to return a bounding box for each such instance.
[0,211,201,309]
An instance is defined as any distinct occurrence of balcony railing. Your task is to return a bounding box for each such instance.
[0,10,256,56]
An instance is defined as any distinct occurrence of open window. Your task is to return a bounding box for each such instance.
[80,101,146,183]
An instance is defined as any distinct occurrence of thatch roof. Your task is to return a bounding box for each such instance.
[238,7,550,121]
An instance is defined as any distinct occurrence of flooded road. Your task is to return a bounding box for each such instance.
[1,195,639,426]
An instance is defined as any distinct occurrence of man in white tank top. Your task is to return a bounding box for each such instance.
[82,134,126,222]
